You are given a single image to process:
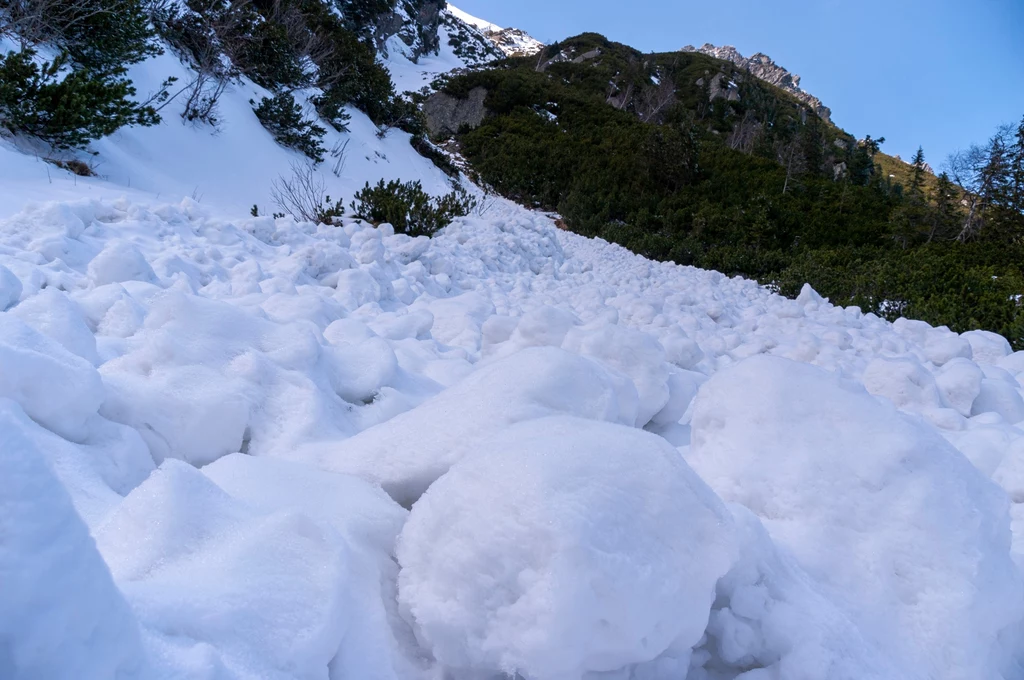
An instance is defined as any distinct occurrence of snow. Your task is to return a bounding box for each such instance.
[397,416,736,680]
[447,4,502,33]
[687,355,1023,680]
[4,15,1024,680]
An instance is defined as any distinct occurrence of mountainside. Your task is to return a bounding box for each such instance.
[448,4,545,57]
[3,4,1024,680]
[426,32,1024,345]
[682,42,832,122]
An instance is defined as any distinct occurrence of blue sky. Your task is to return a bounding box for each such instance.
[451,0,1024,168]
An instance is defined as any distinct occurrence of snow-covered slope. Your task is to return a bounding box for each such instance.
[4,14,1024,680]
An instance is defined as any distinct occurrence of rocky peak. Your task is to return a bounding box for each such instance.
[682,42,831,123]
[447,4,544,58]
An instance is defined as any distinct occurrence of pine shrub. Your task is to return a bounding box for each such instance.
[0,50,163,149]
[252,93,326,162]
[350,179,476,236]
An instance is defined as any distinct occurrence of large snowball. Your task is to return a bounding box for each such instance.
[397,415,736,680]
[688,355,1022,680]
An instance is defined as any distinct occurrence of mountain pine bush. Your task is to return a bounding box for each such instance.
[0,50,164,149]
[253,93,326,163]
[351,179,476,236]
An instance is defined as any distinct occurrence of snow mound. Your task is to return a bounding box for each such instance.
[397,416,737,680]
[301,346,636,506]
[0,402,144,680]
[688,355,1023,680]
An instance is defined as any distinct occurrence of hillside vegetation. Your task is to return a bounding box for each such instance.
[436,34,1024,345]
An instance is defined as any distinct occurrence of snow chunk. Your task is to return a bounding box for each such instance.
[397,416,736,680]
[87,240,158,286]
[861,356,943,411]
[935,357,984,417]
[972,378,1024,424]
[95,460,356,679]
[10,288,100,364]
[691,505,912,680]
[303,347,635,506]
[0,402,144,680]
[962,329,1012,364]
[0,264,23,310]
[0,315,103,441]
[688,355,1022,680]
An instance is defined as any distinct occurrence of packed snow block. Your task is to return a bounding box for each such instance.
[923,333,973,366]
[0,403,144,680]
[860,356,944,411]
[87,239,158,286]
[660,325,705,370]
[0,263,22,310]
[972,378,1024,423]
[427,292,497,354]
[307,347,637,506]
[10,287,101,364]
[202,454,418,680]
[334,268,383,310]
[322,336,400,405]
[75,283,148,338]
[935,357,985,417]
[101,365,252,466]
[688,355,1022,680]
[690,506,911,680]
[397,416,737,680]
[0,315,104,441]
[562,322,671,427]
[997,351,1024,376]
[507,305,578,349]
[962,329,1013,365]
[95,460,357,679]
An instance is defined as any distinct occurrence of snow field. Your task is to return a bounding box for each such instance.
[3,193,1024,679]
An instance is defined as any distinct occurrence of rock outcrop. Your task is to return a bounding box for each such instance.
[682,43,831,123]
[422,86,488,138]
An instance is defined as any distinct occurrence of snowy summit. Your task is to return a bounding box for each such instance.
[1,3,1024,680]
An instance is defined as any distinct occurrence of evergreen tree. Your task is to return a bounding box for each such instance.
[928,171,959,242]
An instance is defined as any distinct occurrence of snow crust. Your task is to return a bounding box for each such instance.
[3,20,1024,680]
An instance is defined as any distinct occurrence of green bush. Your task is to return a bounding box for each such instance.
[0,49,164,149]
[252,93,326,162]
[350,179,477,236]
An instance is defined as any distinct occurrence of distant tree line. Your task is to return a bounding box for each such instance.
[439,33,1024,345]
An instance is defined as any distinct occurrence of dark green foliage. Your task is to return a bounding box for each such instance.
[350,179,477,236]
[1,0,161,70]
[0,49,163,148]
[439,33,1024,346]
[155,0,402,129]
[253,93,326,162]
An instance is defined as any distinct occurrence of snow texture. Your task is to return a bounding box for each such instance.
[3,15,1024,680]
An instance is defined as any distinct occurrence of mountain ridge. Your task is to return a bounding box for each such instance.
[682,42,831,123]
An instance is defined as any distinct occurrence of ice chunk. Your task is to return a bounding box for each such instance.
[397,416,736,680]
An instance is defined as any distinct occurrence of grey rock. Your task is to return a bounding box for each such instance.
[423,87,488,138]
